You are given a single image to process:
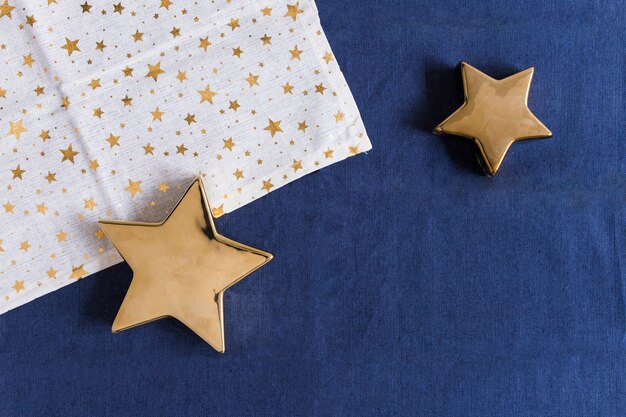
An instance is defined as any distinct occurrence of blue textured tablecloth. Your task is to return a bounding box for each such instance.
[1,1,624,416]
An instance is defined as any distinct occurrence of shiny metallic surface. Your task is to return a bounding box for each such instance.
[434,62,552,175]
[98,177,273,353]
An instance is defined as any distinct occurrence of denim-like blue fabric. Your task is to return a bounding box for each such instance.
[0,1,624,416]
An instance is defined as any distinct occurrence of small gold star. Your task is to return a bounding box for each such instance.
[122,66,133,76]
[198,36,211,51]
[261,179,274,192]
[132,30,143,42]
[298,121,308,132]
[146,61,165,81]
[8,119,27,139]
[70,264,88,279]
[289,45,303,60]
[47,267,58,279]
[11,165,25,179]
[285,2,303,21]
[158,182,169,192]
[264,119,283,137]
[44,171,56,183]
[176,144,187,155]
[143,143,155,154]
[80,2,92,13]
[323,51,334,64]
[261,7,272,16]
[56,230,67,241]
[183,113,196,125]
[60,144,79,163]
[113,3,124,14]
[3,201,14,213]
[233,168,244,180]
[12,280,25,293]
[334,111,345,123]
[34,85,45,95]
[291,159,303,172]
[260,34,272,45]
[95,40,107,51]
[245,72,259,87]
[121,95,133,106]
[198,84,217,104]
[150,107,164,121]
[315,83,326,94]
[232,46,243,58]
[106,133,120,148]
[227,18,240,30]
[25,15,36,26]
[23,53,35,67]
[88,78,101,90]
[282,83,294,94]
[83,197,97,210]
[176,70,187,83]
[124,179,143,198]
[324,148,334,159]
[93,107,104,118]
[229,100,240,111]
[222,137,235,151]
[160,0,172,9]
[348,145,360,156]
[61,37,81,56]
[19,241,30,251]
[89,159,99,170]
[61,96,70,108]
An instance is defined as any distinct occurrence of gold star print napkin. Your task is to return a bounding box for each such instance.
[0,0,371,313]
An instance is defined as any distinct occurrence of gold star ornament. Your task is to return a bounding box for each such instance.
[98,178,273,352]
[434,62,552,175]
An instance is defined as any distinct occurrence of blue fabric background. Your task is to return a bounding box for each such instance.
[1,1,624,416]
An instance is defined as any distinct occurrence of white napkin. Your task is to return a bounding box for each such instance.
[0,0,371,313]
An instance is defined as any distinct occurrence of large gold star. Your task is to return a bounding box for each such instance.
[434,62,552,175]
[98,178,272,352]
[145,61,165,81]
[60,37,81,56]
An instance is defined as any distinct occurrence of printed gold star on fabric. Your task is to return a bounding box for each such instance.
[8,119,27,139]
[60,37,81,56]
[198,36,211,51]
[98,178,272,352]
[284,2,303,21]
[434,62,552,175]
[198,84,217,104]
[145,61,165,81]
[264,118,283,137]
[0,0,15,19]
[124,179,142,198]
[60,144,79,163]
[11,165,25,179]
